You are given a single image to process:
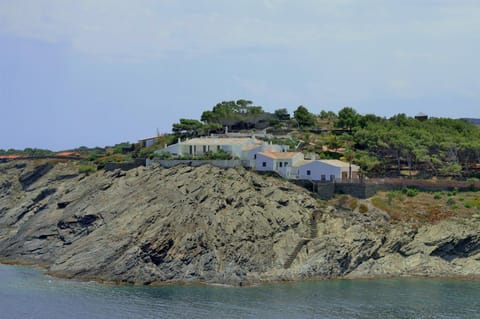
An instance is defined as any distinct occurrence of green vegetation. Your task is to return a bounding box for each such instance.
[3,99,479,181]
[0,148,54,157]
[293,105,317,128]
[200,99,271,131]
[159,103,480,179]
[155,149,234,161]
[78,164,96,174]
[353,115,480,178]
[403,187,419,197]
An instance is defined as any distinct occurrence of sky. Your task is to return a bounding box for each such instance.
[1,0,479,151]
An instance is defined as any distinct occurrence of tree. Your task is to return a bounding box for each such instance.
[319,110,337,127]
[274,108,291,121]
[336,107,360,131]
[200,100,266,130]
[172,118,205,136]
[293,105,316,128]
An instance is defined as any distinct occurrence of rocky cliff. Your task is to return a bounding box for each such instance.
[1,160,480,285]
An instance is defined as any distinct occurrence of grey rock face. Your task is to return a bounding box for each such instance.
[1,160,480,285]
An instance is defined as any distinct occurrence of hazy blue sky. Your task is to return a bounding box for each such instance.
[1,0,479,150]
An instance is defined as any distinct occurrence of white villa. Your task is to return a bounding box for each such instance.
[155,137,359,182]
[156,137,289,167]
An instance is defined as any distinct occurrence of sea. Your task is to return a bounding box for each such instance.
[1,264,479,319]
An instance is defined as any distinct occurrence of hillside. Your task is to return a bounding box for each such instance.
[1,160,480,285]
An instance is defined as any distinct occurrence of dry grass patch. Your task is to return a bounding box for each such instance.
[371,190,479,224]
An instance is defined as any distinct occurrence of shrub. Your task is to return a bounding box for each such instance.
[359,203,369,214]
[78,164,96,174]
[387,191,396,205]
[402,187,418,197]
[433,193,442,200]
[88,153,99,161]
[448,187,458,196]
[205,149,232,160]
[349,199,358,211]
[464,202,473,209]
[155,151,172,159]
[446,198,456,206]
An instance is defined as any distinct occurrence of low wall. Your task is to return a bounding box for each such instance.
[318,180,480,199]
[334,183,397,199]
[151,159,243,169]
[316,183,336,200]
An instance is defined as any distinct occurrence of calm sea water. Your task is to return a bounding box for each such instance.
[1,264,480,319]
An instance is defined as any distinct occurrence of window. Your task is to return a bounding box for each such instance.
[262,162,267,167]
[284,162,288,167]
[321,175,326,181]
[279,162,283,167]
[254,154,256,159]
[306,170,311,176]
[330,175,336,181]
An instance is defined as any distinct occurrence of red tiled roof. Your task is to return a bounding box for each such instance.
[0,155,23,159]
[55,152,81,157]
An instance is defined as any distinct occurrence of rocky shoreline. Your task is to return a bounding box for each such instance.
[1,160,480,285]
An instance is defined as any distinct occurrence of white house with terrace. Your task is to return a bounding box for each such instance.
[155,137,289,168]
[155,137,359,182]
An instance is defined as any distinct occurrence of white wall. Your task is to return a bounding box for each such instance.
[275,153,303,178]
[157,143,181,156]
[144,138,155,148]
[298,161,341,181]
[255,153,275,171]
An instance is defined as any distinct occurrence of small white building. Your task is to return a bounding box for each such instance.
[297,159,360,182]
[138,136,157,148]
[243,144,289,168]
[256,152,304,178]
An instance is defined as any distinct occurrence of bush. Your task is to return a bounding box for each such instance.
[78,164,96,174]
[403,187,418,197]
[464,202,473,209]
[433,193,442,200]
[155,151,172,160]
[349,199,358,211]
[205,149,233,160]
[88,154,99,161]
[359,203,369,213]
[448,187,458,196]
[446,198,456,206]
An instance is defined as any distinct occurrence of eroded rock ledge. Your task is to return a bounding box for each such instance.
[1,160,479,285]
